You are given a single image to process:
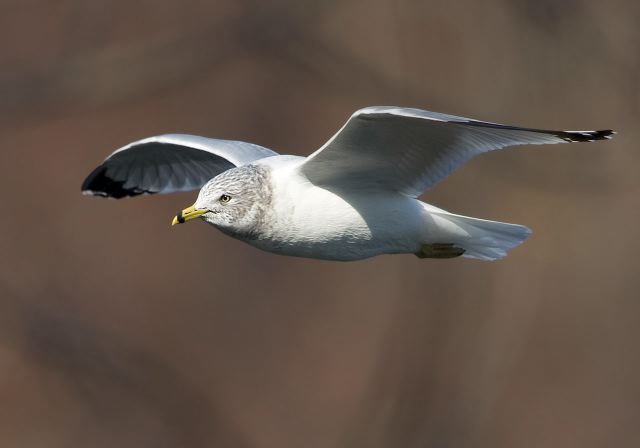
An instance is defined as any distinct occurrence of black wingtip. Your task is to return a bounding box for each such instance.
[81,165,150,199]
[559,129,615,143]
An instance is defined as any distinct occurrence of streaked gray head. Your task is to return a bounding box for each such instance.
[194,165,271,239]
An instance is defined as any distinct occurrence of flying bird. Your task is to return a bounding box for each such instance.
[82,107,613,261]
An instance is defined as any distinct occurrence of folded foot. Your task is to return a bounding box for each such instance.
[415,243,465,259]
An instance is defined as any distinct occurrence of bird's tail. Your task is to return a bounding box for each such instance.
[423,209,532,261]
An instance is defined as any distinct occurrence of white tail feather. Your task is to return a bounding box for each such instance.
[427,211,532,261]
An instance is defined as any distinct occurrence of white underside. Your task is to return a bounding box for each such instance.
[245,157,531,261]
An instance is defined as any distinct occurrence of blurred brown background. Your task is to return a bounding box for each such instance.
[1,1,638,447]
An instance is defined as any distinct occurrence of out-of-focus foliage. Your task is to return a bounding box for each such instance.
[0,1,638,447]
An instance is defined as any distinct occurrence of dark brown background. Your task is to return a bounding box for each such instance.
[1,1,638,447]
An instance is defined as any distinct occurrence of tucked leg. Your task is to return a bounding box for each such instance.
[415,243,465,259]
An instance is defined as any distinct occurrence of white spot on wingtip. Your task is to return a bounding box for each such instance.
[82,189,116,199]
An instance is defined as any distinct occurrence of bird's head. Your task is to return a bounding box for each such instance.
[171,165,271,239]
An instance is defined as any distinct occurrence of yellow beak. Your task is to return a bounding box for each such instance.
[171,205,207,226]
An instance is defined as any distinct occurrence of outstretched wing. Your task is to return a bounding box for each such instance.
[82,134,279,198]
[300,107,613,197]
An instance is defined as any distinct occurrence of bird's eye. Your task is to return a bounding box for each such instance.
[219,194,232,203]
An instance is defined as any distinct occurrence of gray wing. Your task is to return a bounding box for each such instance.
[300,106,613,197]
[82,134,279,198]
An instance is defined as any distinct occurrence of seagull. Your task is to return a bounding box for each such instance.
[82,106,613,261]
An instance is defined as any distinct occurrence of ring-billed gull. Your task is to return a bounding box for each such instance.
[82,106,613,261]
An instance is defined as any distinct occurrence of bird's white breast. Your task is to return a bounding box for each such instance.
[250,156,425,260]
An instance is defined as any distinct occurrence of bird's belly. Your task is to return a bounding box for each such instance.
[248,186,425,260]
